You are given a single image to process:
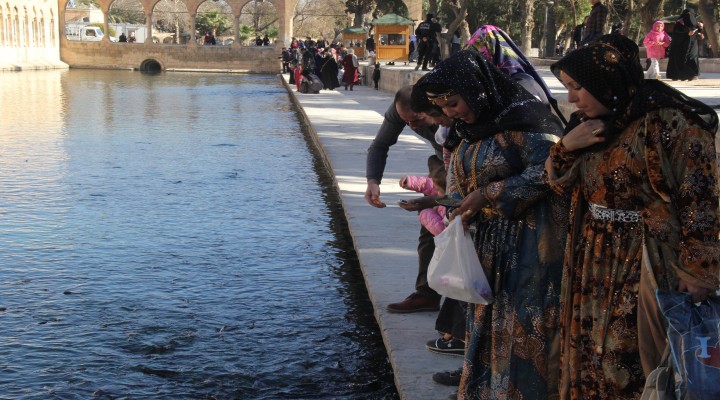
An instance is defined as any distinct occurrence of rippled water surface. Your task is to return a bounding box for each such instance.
[0,70,397,399]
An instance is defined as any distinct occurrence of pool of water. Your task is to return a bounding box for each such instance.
[0,70,397,399]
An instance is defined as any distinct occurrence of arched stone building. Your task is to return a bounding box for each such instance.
[1,0,65,70]
[57,0,421,47]
[1,0,422,70]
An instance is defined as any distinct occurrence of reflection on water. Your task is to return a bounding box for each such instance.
[0,70,397,399]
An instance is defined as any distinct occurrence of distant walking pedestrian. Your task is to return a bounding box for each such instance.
[667,8,701,81]
[342,49,359,91]
[372,63,381,89]
[643,20,670,79]
[320,52,340,90]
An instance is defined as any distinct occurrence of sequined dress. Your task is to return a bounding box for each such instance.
[548,109,720,399]
[450,130,567,400]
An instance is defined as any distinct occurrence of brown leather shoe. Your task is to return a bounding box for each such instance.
[386,293,440,313]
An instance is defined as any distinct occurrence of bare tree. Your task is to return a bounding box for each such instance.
[108,0,145,24]
[153,0,190,43]
[294,0,347,38]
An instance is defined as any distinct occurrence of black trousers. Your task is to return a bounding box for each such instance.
[435,298,467,339]
[416,225,440,300]
[416,40,432,69]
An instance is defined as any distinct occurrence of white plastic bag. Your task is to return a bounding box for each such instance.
[427,217,493,304]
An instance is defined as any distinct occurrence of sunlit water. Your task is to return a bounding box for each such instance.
[0,70,397,399]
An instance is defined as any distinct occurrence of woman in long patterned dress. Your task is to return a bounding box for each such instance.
[545,34,719,399]
[341,48,359,91]
[417,49,568,399]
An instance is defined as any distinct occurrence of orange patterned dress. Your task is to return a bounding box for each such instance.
[547,109,720,399]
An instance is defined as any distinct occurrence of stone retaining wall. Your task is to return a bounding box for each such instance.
[61,40,282,73]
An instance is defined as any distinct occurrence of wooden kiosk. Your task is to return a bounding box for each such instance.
[371,13,413,62]
[340,27,367,59]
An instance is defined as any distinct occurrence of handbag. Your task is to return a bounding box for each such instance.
[641,244,720,399]
[657,291,720,399]
[427,217,493,304]
[640,345,675,400]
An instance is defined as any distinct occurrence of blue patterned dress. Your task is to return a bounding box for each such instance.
[450,130,568,400]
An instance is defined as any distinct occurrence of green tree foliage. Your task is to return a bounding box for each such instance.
[346,0,376,26]
[238,24,254,43]
[374,0,409,18]
[196,10,232,36]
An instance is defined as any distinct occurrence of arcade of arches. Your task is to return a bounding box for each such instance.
[2,0,421,71]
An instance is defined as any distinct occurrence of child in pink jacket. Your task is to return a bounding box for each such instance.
[399,155,447,236]
[643,20,671,79]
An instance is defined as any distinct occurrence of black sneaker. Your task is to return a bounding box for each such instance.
[433,368,463,386]
[426,337,465,356]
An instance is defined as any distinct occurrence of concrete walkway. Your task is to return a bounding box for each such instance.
[280,65,720,400]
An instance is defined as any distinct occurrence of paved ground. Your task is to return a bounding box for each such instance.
[280,65,719,400]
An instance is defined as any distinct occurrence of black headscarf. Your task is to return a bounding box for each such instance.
[551,34,717,138]
[418,49,563,149]
[677,8,699,30]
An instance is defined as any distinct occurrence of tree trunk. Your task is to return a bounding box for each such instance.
[544,1,556,58]
[519,0,535,54]
[638,0,665,36]
[354,12,363,27]
[443,0,468,59]
[622,0,634,36]
[698,0,720,57]
[428,0,438,17]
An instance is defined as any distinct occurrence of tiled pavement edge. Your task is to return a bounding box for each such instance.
[281,76,461,400]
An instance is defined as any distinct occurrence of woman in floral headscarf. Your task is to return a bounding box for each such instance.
[417,49,567,399]
[465,24,565,123]
[546,34,719,399]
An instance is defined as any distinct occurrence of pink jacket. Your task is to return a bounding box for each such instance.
[643,21,671,59]
[403,175,446,236]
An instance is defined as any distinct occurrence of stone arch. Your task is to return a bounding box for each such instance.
[13,6,19,47]
[49,8,55,45]
[196,0,233,45]
[151,0,190,44]
[30,6,37,47]
[0,4,5,46]
[63,0,107,42]
[38,9,44,46]
[108,0,146,43]
[140,57,163,71]
[238,0,278,45]
[22,5,28,46]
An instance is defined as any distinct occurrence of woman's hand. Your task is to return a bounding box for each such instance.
[449,189,488,228]
[399,176,409,189]
[560,119,606,151]
[678,279,715,303]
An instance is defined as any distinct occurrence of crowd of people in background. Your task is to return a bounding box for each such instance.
[282,36,365,94]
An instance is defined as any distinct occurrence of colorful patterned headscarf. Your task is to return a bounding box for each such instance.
[418,49,563,147]
[551,34,717,137]
[466,25,565,125]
